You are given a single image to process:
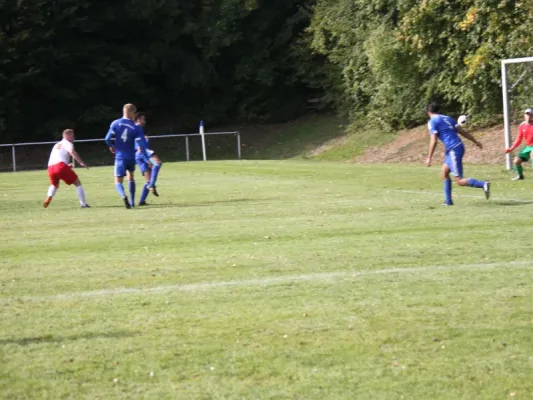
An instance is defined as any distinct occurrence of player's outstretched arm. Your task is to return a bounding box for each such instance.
[426,133,438,167]
[69,150,88,168]
[456,126,482,149]
[505,129,524,153]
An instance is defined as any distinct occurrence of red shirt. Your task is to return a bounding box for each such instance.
[511,122,533,150]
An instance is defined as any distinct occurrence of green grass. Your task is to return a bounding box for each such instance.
[1,161,533,399]
[243,114,393,161]
[311,128,393,161]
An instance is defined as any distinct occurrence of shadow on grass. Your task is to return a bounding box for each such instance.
[491,200,533,206]
[179,197,277,208]
[95,197,277,209]
[95,203,177,209]
[242,113,347,160]
[0,330,139,347]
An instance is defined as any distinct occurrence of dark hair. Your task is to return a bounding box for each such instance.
[135,112,146,121]
[427,102,440,114]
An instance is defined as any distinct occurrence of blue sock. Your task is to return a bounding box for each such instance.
[149,163,161,187]
[115,183,126,198]
[129,180,136,206]
[140,183,150,204]
[444,179,453,205]
[467,178,485,188]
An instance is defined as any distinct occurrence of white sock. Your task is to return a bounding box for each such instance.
[47,185,57,197]
[76,185,87,206]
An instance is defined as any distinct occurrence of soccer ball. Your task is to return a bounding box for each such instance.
[457,115,468,126]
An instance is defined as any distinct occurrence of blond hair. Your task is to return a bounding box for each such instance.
[123,103,137,114]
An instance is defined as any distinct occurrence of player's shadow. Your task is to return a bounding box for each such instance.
[98,198,270,209]
[0,330,139,347]
[95,203,181,209]
[491,200,533,206]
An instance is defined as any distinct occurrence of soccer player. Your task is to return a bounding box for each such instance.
[505,108,533,180]
[105,104,150,209]
[135,112,163,206]
[425,102,490,206]
[44,129,89,208]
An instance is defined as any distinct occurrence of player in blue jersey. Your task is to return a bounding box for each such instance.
[105,104,150,209]
[135,112,163,206]
[425,102,490,206]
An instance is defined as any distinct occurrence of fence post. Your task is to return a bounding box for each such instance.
[185,135,190,161]
[12,145,16,172]
[200,121,207,161]
[237,132,242,160]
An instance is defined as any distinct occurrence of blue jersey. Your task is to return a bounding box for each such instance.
[135,135,154,163]
[105,118,149,160]
[428,114,462,152]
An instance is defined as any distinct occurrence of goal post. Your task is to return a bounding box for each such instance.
[501,56,533,170]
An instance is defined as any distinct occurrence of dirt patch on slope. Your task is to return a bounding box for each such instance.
[310,135,350,156]
[356,124,512,164]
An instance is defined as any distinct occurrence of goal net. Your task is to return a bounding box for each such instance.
[502,56,533,169]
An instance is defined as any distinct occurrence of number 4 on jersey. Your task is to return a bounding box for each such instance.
[121,129,128,143]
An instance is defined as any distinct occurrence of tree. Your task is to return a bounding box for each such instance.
[308,0,533,130]
[1,0,327,141]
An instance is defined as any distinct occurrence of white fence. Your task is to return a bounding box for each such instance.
[0,131,241,172]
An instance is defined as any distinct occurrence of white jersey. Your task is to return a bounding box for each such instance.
[48,139,74,166]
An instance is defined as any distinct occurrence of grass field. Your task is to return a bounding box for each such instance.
[1,160,533,399]
[242,114,393,161]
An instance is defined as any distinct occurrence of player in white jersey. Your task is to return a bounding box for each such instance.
[44,129,90,208]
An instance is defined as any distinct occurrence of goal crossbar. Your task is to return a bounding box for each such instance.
[502,56,533,66]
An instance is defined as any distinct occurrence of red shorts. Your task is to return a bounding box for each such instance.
[48,162,78,187]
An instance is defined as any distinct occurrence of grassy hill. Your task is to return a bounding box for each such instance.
[0,114,511,172]
[240,114,394,161]
[237,113,509,164]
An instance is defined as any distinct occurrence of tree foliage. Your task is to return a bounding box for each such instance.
[309,0,533,130]
[2,0,533,141]
[0,0,325,140]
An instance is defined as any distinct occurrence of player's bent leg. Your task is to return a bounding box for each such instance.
[455,176,484,188]
[139,184,150,206]
[447,146,489,197]
[44,167,60,208]
[454,176,490,200]
[73,178,89,208]
[148,155,161,197]
[151,154,162,165]
[44,184,58,208]
[139,170,151,206]
[512,156,525,180]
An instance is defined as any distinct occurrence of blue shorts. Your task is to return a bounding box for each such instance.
[135,149,155,175]
[114,159,136,177]
[137,159,151,175]
[445,144,465,178]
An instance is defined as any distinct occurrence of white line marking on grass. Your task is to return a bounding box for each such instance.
[2,261,532,304]
[396,189,532,203]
